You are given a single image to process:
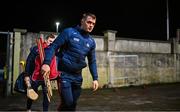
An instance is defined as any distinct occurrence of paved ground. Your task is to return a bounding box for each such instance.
[0,82,180,111]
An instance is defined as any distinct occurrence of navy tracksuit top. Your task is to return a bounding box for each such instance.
[43,26,98,81]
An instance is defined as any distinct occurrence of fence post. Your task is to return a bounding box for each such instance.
[12,28,27,94]
[103,30,117,87]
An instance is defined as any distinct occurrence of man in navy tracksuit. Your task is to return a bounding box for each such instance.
[41,12,99,111]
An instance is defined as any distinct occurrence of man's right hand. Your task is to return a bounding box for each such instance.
[41,64,50,75]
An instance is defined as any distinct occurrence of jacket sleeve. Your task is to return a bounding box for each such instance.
[43,29,69,65]
[87,40,98,81]
[24,46,38,76]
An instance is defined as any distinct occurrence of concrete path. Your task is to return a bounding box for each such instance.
[0,83,180,111]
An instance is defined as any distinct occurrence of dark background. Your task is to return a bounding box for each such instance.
[0,0,180,40]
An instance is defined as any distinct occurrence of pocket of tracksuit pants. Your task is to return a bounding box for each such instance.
[60,73,71,88]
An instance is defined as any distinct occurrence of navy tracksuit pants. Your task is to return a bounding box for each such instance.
[27,80,49,111]
[59,72,83,111]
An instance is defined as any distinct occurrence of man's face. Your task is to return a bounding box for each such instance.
[81,16,96,33]
[46,37,55,45]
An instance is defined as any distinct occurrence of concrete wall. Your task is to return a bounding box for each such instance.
[13,29,180,89]
[82,30,180,88]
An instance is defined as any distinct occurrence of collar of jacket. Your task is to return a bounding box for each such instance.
[75,25,89,36]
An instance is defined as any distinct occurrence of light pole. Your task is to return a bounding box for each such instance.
[56,22,60,33]
[166,0,169,40]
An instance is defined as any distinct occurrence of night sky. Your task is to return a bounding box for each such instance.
[0,0,180,40]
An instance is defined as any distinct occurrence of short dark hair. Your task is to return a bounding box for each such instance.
[82,12,96,20]
[46,34,55,39]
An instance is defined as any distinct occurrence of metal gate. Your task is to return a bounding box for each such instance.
[0,31,14,96]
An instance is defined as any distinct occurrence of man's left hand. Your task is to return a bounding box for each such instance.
[92,80,99,91]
